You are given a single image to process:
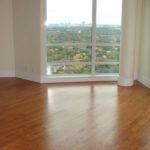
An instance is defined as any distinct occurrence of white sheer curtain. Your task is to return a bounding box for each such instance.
[118,0,141,86]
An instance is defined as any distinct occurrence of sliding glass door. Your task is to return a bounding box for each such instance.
[46,0,122,76]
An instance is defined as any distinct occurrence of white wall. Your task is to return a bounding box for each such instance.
[0,0,15,77]
[13,0,42,82]
[138,0,150,87]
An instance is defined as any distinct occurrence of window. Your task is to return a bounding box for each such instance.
[46,0,122,76]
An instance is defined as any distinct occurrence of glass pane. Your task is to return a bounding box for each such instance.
[96,27,121,43]
[47,27,92,44]
[95,64,119,74]
[46,0,92,44]
[96,0,122,44]
[47,65,91,75]
[96,46,120,62]
[47,46,92,62]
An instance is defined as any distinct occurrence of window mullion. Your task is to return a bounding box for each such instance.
[92,0,97,75]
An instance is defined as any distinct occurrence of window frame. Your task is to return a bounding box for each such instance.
[46,0,121,77]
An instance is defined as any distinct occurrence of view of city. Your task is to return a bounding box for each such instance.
[46,0,122,75]
[47,25,120,75]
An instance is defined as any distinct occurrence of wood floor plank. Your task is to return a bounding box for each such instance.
[0,78,149,150]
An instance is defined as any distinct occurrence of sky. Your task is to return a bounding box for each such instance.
[46,0,122,25]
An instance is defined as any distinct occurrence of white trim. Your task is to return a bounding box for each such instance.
[16,71,41,83]
[48,62,91,65]
[47,43,120,47]
[2,72,150,88]
[41,74,118,83]
[47,62,119,66]
[40,0,47,79]
[0,71,15,77]
[134,0,143,82]
[137,75,150,88]
[118,77,134,86]
[91,0,97,75]
[47,43,92,47]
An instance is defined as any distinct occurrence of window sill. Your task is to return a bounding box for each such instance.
[41,74,119,83]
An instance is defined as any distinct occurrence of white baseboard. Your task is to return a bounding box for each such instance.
[118,77,134,86]
[0,71,15,77]
[16,71,41,83]
[2,71,150,89]
[41,74,119,83]
[0,72,119,84]
[137,75,150,88]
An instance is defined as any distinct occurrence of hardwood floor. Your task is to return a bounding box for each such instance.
[0,78,150,150]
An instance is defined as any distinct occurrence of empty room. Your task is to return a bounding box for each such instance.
[0,0,150,149]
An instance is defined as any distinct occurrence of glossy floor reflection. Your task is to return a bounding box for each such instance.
[0,78,150,150]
